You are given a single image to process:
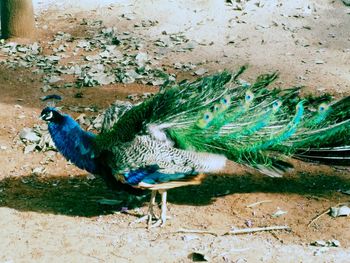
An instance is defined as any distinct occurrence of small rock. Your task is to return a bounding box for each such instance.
[85,54,100,61]
[331,239,341,247]
[244,219,253,227]
[120,207,128,213]
[47,55,60,62]
[150,78,166,86]
[86,174,96,180]
[194,68,208,76]
[126,69,141,80]
[77,40,90,48]
[45,150,56,159]
[142,92,153,99]
[233,4,243,11]
[311,239,341,248]
[135,52,148,67]
[93,73,115,85]
[311,240,327,247]
[47,76,62,84]
[271,209,288,218]
[315,60,325,64]
[20,128,40,143]
[21,178,30,184]
[41,85,52,93]
[341,189,350,195]
[24,144,37,154]
[127,94,139,101]
[32,166,46,175]
[182,235,200,242]
[330,205,350,217]
[99,50,110,58]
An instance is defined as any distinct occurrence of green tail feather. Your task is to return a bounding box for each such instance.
[165,70,349,171]
[97,66,350,177]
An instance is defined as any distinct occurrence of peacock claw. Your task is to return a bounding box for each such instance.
[149,219,163,228]
[129,212,158,225]
[149,215,171,228]
[129,190,169,228]
[129,213,168,228]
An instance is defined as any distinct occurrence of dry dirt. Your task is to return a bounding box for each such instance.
[0,1,350,262]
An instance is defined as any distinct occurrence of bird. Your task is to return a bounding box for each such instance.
[40,66,350,227]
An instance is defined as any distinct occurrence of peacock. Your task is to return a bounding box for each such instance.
[40,66,350,227]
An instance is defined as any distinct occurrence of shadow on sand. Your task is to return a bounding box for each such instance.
[0,170,349,217]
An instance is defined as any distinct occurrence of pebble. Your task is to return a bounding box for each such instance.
[19,128,41,143]
[194,68,208,76]
[32,166,46,175]
[182,235,200,242]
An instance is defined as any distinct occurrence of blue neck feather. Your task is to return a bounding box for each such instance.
[48,114,100,174]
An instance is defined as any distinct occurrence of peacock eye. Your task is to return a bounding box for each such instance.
[222,98,227,104]
[205,114,210,120]
[246,95,251,99]
[319,106,324,111]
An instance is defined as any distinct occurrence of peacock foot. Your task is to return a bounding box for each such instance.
[129,211,158,226]
[129,190,169,228]
[149,190,169,228]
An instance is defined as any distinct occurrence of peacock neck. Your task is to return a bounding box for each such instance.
[48,115,100,174]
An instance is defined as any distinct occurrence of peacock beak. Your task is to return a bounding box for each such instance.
[39,112,46,120]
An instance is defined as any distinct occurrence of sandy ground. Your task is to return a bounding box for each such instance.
[0,0,350,262]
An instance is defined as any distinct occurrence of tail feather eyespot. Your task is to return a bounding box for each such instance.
[218,95,231,112]
[272,100,282,111]
[210,104,220,113]
[220,95,231,106]
[197,111,214,129]
[245,90,254,104]
[318,103,330,113]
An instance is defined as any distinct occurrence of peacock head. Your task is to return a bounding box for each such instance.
[40,107,63,122]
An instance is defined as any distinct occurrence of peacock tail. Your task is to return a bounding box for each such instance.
[95,66,350,177]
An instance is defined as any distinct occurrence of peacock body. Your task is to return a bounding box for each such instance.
[41,66,350,227]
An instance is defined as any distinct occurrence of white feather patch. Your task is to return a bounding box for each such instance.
[147,123,174,146]
[194,152,227,172]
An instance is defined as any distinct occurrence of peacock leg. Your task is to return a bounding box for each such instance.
[130,190,158,226]
[150,190,168,228]
[159,190,168,227]
[147,190,157,227]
